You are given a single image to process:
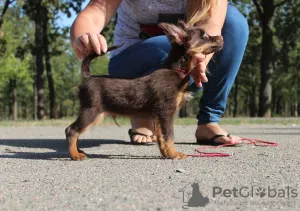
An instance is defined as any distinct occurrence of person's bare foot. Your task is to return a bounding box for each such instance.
[195,123,241,145]
[130,117,154,144]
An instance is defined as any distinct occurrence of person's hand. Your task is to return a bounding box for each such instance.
[72,33,108,60]
[190,53,209,87]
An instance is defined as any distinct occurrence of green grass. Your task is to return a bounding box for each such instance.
[0,117,299,127]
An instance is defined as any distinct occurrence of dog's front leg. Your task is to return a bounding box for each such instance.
[156,116,186,159]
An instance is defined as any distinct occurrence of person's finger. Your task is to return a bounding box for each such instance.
[194,63,208,82]
[191,72,202,88]
[199,67,208,82]
[97,34,107,53]
[73,39,88,59]
[74,49,84,60]
[80,34,91,52]
[88,33,101,55]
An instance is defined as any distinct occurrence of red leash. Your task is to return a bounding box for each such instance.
[174,68,279,157]
[187,138,278,157]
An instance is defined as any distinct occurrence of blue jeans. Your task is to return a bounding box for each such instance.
[108,5,249,125]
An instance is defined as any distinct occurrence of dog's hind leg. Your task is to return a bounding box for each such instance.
[65,107,104,161]
[155,116,186,159]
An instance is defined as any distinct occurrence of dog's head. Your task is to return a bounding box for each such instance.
[159,21,223,56]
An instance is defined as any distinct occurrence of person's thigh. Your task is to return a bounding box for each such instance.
[109,36,171,78]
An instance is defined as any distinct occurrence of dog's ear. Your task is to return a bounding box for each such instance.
[177,20,188,30]
[159,23,186,44]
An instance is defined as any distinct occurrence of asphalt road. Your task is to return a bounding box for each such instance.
[0,124,299,211]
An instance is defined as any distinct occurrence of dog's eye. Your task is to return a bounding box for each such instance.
[203,33,209,39]
[199,30,210,39]
[199,30,205,38]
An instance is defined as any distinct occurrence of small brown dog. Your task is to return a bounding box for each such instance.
[65,21,223,161]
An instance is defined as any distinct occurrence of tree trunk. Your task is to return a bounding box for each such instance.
[33,80,38,120]
[59,102,63,118]
[294,103,298,117]
[9,79,17,120]
[275,96,282,115]
[253,0,278,117]
[1,102,5,119]
[22,101,27,119]
[249,84,257,117]
[43,9,57,119]
[233,78,239,117]
[34,6,46,120]
[258,2,274,117]
[245,96,249,116]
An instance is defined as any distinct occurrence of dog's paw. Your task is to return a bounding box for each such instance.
[173,151,187,160]
[162,149,186,160]
[71,152,88,161]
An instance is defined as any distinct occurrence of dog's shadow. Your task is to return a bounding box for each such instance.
[0,139,161,160]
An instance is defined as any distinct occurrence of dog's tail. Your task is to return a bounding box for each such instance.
[81,53,99,79]
[81,45,124,79]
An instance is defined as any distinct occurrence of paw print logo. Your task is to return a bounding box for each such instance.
[255,187,266,197]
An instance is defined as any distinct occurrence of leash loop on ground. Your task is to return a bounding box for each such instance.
[187,138,278,158]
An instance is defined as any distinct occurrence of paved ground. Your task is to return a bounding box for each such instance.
[0,124,299,211]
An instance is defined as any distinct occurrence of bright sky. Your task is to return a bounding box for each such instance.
[58,0,89,28]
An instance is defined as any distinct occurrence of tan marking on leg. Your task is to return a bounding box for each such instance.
[176,92,185,109]
[68,132,87,161]
[68,113,105,161]
[176,83,189,109]
[87,112,105,127]
[155,119,186,159]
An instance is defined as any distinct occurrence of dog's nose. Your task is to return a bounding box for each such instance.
[216,35,223,41]
[213,35,224,47]
[210,35,223,42]
[219,36,224,46]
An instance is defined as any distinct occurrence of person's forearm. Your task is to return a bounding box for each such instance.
[70,14,102,43]
[70,0,121,42]
[200,0,227,36]
[201,0,227,65]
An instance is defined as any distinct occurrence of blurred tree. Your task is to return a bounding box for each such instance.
[22,0,82,119]
[251,0,289,117]
[0,4,34,120]
[102,15,117,46]
[273,0,300,116]
[0,54,32,120]
[0,0,16,30]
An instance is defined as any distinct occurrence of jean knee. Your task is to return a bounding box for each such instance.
[225,6,249,42]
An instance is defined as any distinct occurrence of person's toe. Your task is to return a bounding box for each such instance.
[134,134,151,143]
[141,136,147,143]
[214,135,240,145]
[134,135,142,143]
[146,136,153,142]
